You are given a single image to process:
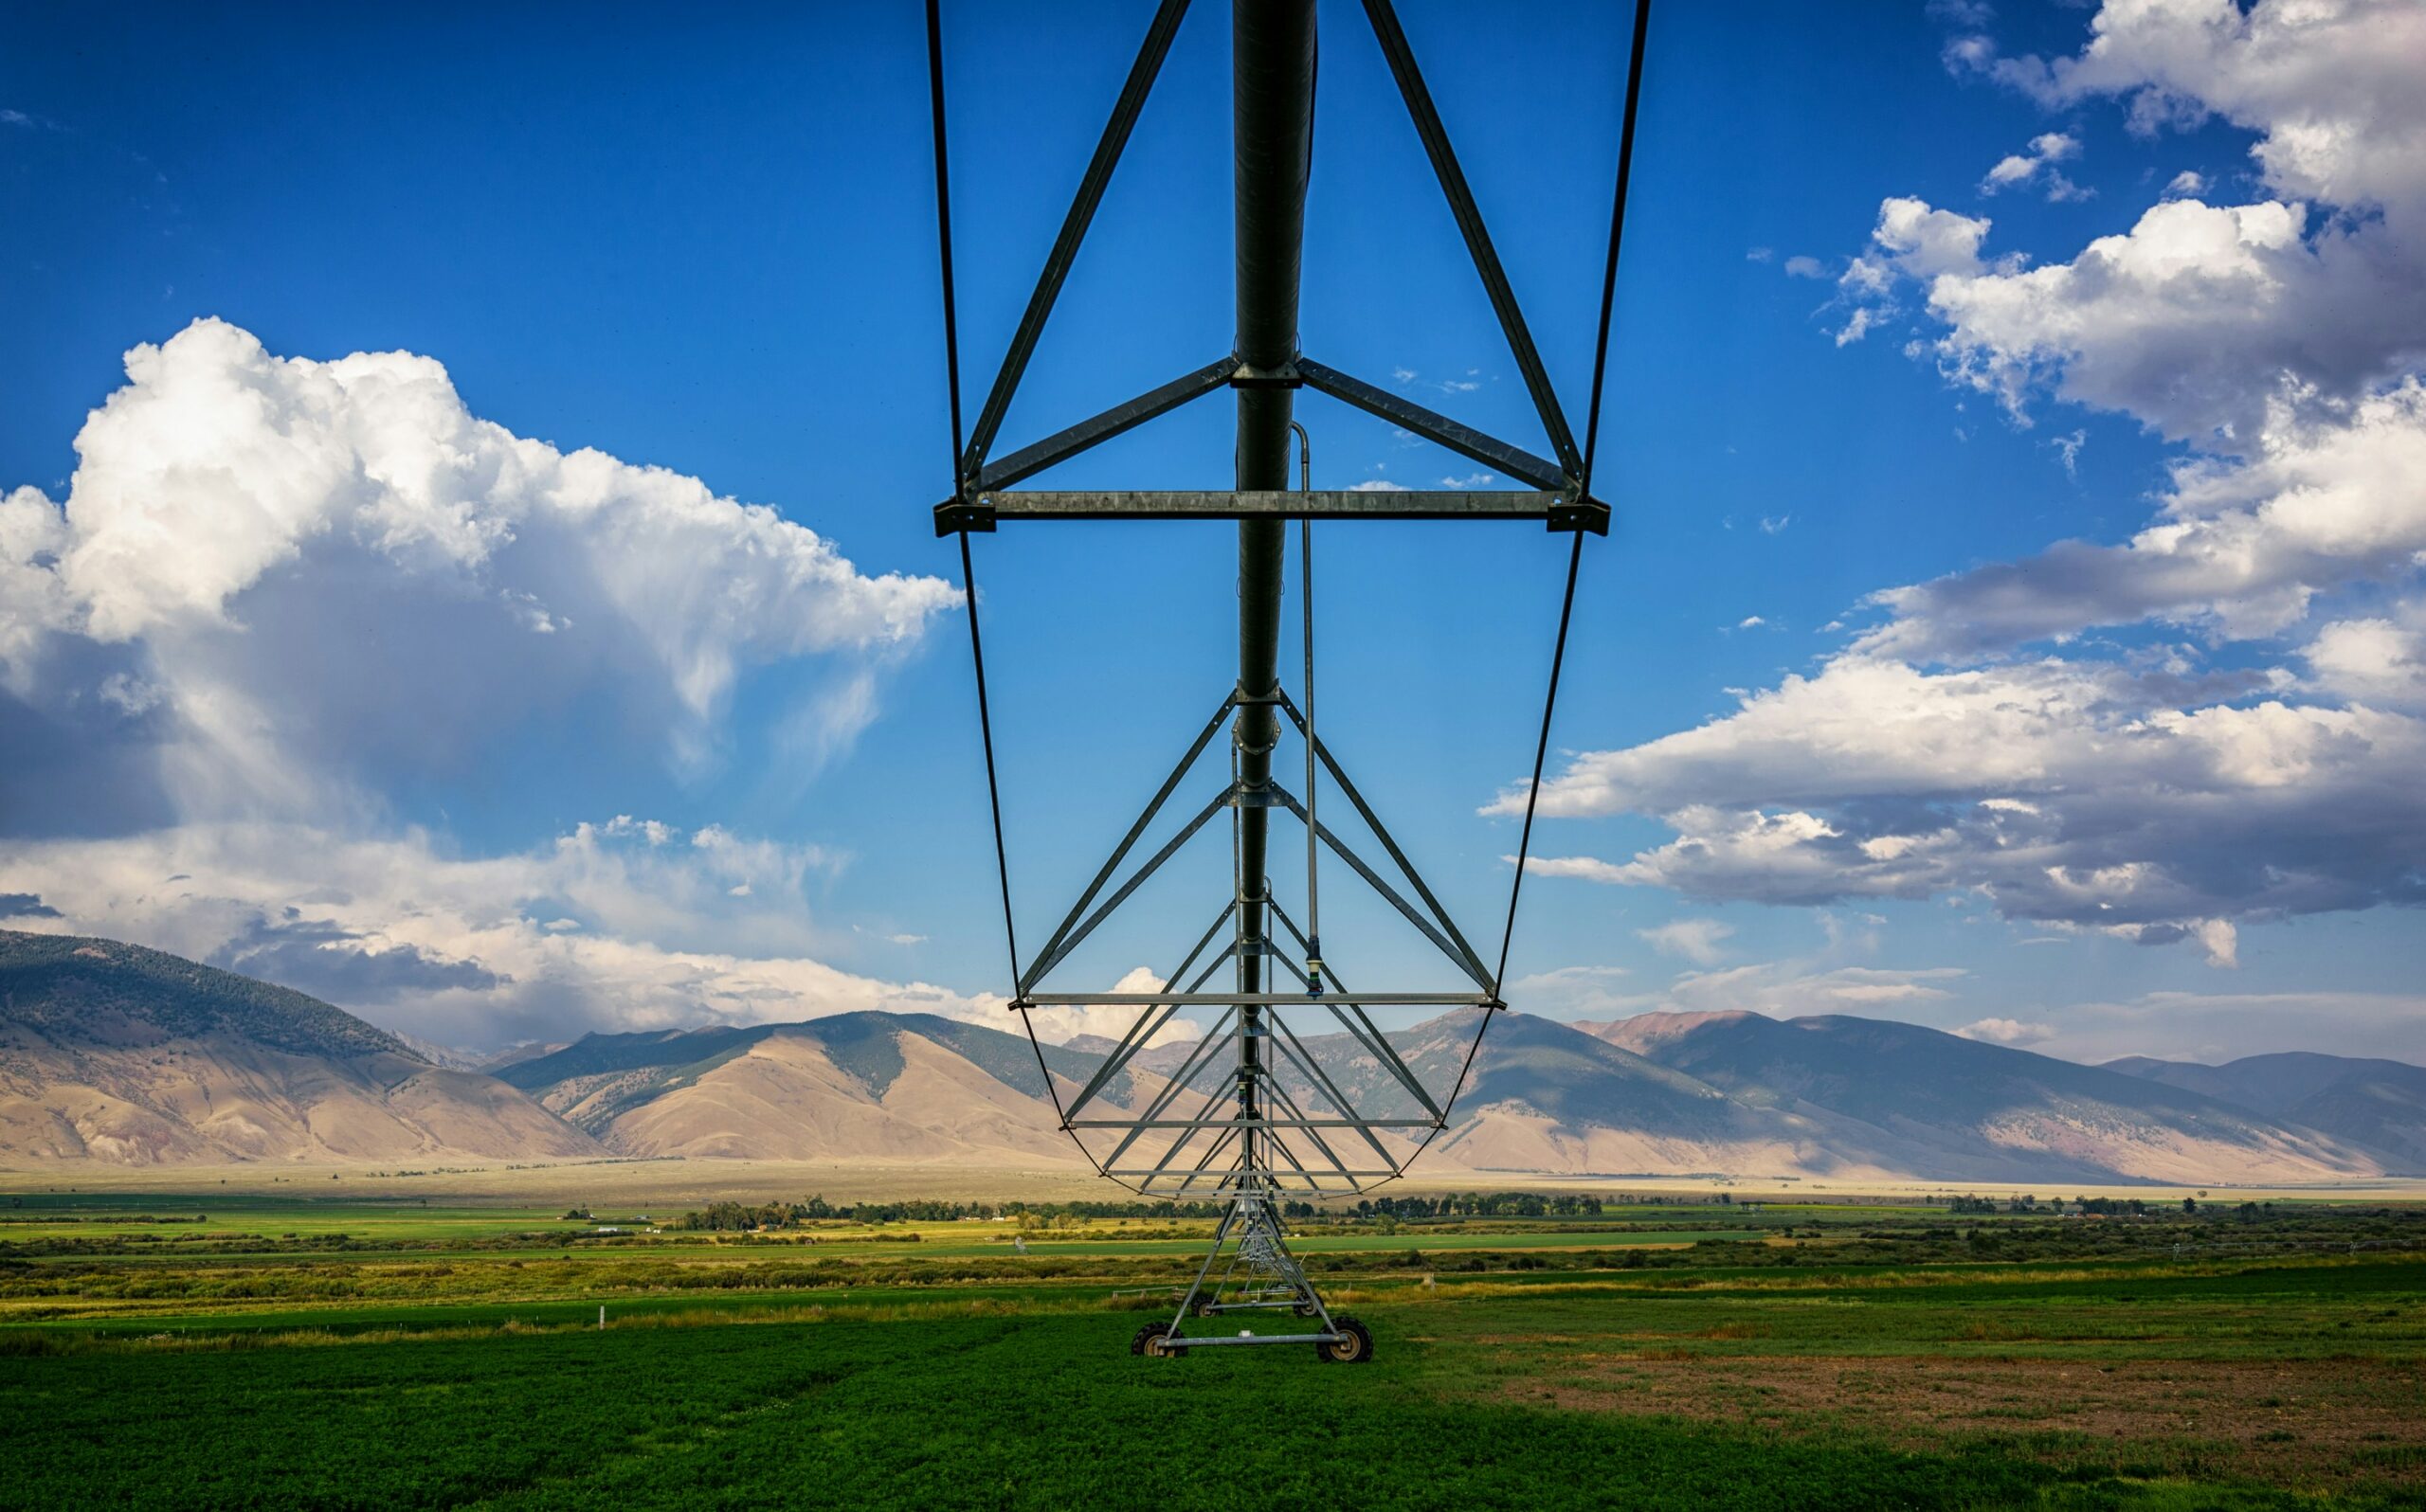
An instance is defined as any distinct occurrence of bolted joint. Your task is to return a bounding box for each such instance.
[933,495,996,536]
[1546,494,1611,535]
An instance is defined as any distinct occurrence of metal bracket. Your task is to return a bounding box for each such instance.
[1548,495,1612,534]
[933,495,995,535]
[1228,359,1303,389]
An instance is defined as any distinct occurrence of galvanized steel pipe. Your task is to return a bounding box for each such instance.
[1230,0,1315,1161]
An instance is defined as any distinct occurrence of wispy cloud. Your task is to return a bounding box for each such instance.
[1390,365,1486,397]
[1980,131,2089,202]
[1504,963,1635,1018]
[1638,917,1736,965]
[1956,1016,2054,1045]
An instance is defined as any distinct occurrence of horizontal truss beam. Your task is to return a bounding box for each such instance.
[1018,992,1490,1007]
[941,489,1605,535]
[1117,1170,1400,1180]
[1070,1118,1435,1129]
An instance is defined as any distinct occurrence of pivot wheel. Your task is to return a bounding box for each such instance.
[1131,1323,1186,1359]
[1315,1315,1373,1364]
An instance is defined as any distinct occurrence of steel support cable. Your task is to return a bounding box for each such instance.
[924,0,966,474]
[1415,0,1654,1173]
[928,3,1113,1185]
[1490,0,1654,992]
[1582,0,1655,492]
[954,531,1106,1177]
[929,23,1016,990]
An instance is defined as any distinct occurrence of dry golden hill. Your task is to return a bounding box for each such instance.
[0,930,599,1165]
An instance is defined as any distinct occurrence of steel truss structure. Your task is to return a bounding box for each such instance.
[922,0,1652,1362]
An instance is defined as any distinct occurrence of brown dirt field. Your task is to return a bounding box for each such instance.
[1527,1355,2426,1490]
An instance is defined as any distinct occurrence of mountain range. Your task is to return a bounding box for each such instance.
[3,928,2418,1183]
[2103,1053,2426,1171]
[0,930,596,1164]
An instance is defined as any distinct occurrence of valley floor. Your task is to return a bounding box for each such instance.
[3,1181,2422,1509]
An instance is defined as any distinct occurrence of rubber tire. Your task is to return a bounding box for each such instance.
[1316,1315,1374,1364]
[1131,1323,1186,1359]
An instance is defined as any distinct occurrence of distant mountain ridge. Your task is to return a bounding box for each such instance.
[2,929,2417,1181]
[1572,1011,2390,1184]
[489,1001,2405,1185]
[0,930,598,1165]
[493,1013,1130,1164]
[2106,1053,2426,1171]
[1,929,408,1060]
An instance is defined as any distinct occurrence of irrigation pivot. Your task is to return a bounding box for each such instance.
[924,0,1652,1360]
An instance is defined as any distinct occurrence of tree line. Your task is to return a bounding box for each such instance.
[661,1190,1721,1231]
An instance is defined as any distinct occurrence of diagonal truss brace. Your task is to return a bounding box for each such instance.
[1296,359,1567,493]
[1019,693,1237,992]
[1267,900,1446,1122]
[1360,0,1582,482]
[969,355,1239,497]
[1064,922,1471,1196]
[1277,688,1495,980]
[1265,783,1489,989]
[1059,902,1233,1122]
[961,0,1192,481]
[1011,688,1494,999]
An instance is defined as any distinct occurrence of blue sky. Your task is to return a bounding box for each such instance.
[4,0,2422,1062]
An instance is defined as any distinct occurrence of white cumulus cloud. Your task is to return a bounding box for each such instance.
[0,319,957,817]
[0,819,972,1050]
[1857,380,2426,660]
[0,320,962,1047]
[1504,653,2426,939]
[1506,1,2426,964]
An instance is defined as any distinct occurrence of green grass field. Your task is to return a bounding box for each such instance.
[4,1184,2421,1509]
